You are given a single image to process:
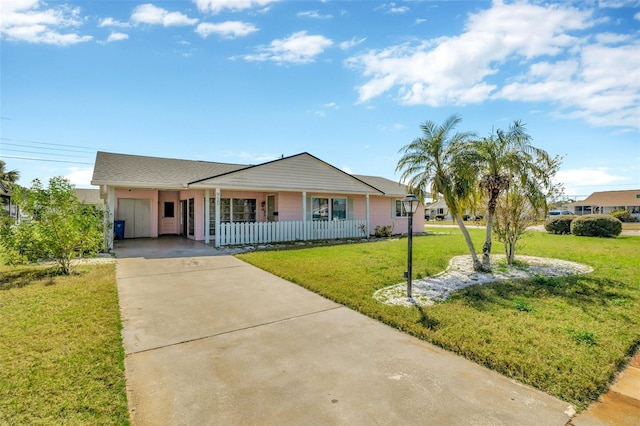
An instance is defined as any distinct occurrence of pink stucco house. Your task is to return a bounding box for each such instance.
[91,151,424,248]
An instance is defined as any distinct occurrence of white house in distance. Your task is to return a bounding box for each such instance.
[568,189,640,219]
[425,199,450,220]
[91,151,424,249]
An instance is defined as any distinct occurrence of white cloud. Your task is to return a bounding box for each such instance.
[242,31,333,64]
[0,0,92,45]
[498,41,640,128]
[194,0,278,14]
[235,152,278,163]
[99,17,130,28]
[196,21,258,39]
[346,1,639,130]
[375,3,410,14]
[105,32,128,43]
[389,6,409,14]
[595,32,631,44]
[635,11,640,20]
[339,37,366,50]
[598,0,640,8]
[298,10,332,19]
[555,167,632,195]
[65,167,94,187]
[342,165,353,174]
[131,4,197,27]
[324,102,338,108]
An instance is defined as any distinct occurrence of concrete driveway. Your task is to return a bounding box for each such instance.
[116,239,574,425]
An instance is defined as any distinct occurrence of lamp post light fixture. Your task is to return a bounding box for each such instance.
[402,194,420,298]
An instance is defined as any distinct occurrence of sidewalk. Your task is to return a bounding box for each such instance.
[569,349,640,426]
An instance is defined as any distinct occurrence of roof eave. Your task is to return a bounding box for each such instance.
[90,180,187,190]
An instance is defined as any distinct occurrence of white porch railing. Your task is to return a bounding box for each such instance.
[217,219,368,246]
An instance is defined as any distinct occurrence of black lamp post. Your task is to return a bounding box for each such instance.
[402,194,420,298]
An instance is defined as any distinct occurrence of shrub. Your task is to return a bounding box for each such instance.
[570,214,622,238]
[544,216,574,234]
[610,209,638,223]
[374,225,394,237]
[1,177,104,274]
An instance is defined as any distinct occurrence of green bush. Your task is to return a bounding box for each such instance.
[374,225,394,237]
[544,216,574,234]
[570,214,622,238]
[610,209,638,223]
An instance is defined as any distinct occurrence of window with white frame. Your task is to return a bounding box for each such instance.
[394,200,409,217]
[207,198,257,235]
[312,197,347,221]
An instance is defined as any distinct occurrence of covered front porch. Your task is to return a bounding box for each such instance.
[201,188,373,247]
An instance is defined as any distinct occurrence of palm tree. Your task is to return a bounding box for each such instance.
[473,120,553,270]
[396,114,484,271]
[0,160,20,184]
[0,160,20,218]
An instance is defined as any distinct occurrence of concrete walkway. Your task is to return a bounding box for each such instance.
[115,238,574,425]
[569,350,640,426]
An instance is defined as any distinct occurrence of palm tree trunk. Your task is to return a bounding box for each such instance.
[482,212,493,269]
[482,192,499,270]
[454,214,484,271]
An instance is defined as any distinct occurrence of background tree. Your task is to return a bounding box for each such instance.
[397,114,483,271]
[0,160,20,184]
[493,154,561,263]
[0,177,103,274]
[473,121,553,270]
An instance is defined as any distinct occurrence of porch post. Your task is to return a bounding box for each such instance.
[302,191,307,241]
[106,186,115,250]
[366,194,370,237]
[205,189,210,244]
[214,188,221,247]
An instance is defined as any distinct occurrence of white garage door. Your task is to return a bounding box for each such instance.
[118,199,151,238]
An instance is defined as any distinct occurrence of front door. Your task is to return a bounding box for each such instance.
[267,195,276,222]
[180,200,188,236]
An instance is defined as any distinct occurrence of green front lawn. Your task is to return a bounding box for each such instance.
[237,228,640,410]
[0,262,129,425]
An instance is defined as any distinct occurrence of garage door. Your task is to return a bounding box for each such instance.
[118,199,151,238]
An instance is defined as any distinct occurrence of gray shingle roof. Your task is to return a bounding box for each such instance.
[92,151,407,196]
[75,188,103,205]
[353,174,408,196]
[91,151,248,187]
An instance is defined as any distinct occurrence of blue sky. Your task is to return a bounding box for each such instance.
[1,0,639,200]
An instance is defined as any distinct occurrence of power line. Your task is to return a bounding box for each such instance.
[2,148,93,159]
[0,155,93,165]
[1,141,96,154]
[0,137,103,151]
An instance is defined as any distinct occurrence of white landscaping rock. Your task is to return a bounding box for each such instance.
[373,255,593,307]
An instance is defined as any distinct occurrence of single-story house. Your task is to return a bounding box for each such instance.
[91,151,424,249]
[425,199,449,220]
[75,188,103,206]
[425,199,479,221]
[568,189,640,219]
[0,181,19,220]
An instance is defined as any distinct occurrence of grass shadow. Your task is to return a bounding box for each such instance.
[413,302,440,330]
[0,266,59,291]
[449,275,635,314]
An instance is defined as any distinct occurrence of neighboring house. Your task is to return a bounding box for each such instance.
[425,199,450,220]
[425,199,478,221]
[0,181,19,220]
[75,188,104,207]
[568,189,640,219]
[91,151,424,248]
